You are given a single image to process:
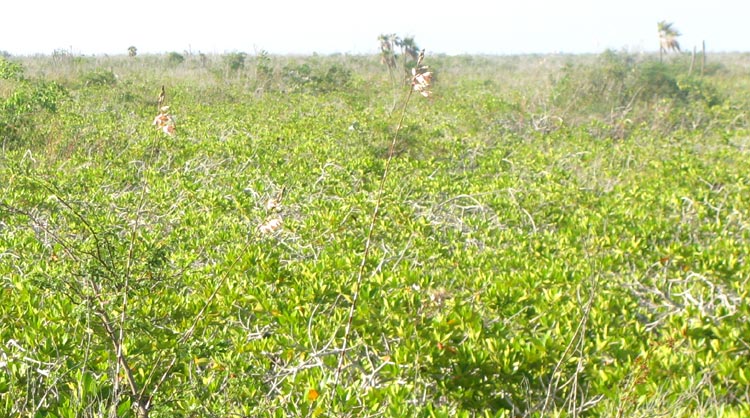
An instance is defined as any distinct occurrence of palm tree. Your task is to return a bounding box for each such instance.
[657,21,681,62]
[396,36,419,62]
[378,33,397,70]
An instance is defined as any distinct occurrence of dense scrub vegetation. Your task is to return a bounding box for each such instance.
[1,50,750,417]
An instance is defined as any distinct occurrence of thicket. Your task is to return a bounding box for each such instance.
[550,50,727,138]
[0,58,66,147]
[1,50,749,417]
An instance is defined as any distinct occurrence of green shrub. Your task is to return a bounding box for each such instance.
[315,63,352,92]
[80,68,117,87]
[0,57,24,81]
[676,74,722,106]
[281,62,351,93]
[551,50,725,138]
[166,51,185,65]
[1,62,66,145]
[223,52,247,72]
[552,50,638,115]
[636,61,682,101]
[255,50,273,84]
[282,62,312,90]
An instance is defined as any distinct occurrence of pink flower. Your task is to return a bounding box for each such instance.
[411,66,433,97]
[259,218,282,234]
[152,108,176,135]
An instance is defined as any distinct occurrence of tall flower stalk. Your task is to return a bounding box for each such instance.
[332,50,432,398]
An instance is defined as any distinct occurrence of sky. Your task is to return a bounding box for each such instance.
[3,0,749,56]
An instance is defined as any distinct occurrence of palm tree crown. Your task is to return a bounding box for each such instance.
[378,34,398,68]
[658,21,681,59]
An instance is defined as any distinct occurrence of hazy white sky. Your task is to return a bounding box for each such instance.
[3,0,749,56]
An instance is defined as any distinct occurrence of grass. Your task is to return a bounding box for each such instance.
[1,50,749,417]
